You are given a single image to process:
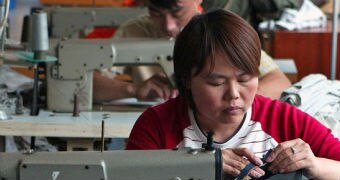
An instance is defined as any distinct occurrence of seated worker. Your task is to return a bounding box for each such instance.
[126,10,340,179]
[93,0,291,102]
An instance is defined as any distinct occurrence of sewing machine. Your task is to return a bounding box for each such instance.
[41,6,147,38]
[0,148,222,180]
[0,148,306,180]
[47,38,174,112]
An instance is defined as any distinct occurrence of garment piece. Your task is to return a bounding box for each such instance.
[259,0,326,31]
[277,0,326,30]
[280,74,327,109]
[126,95,340,161]
[223,0,302,28]
[112,15,278,83]
[280,74,339,115]
[0,65,34,93]
[280,74,340,138]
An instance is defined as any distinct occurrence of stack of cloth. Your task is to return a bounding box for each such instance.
[280,74,340,138]
[259,0,327,31]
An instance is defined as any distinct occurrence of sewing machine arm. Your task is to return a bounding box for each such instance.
[47,39,174,112]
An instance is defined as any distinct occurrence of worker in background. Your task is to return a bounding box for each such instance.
[93,0,291,102]
[126,9,340,179]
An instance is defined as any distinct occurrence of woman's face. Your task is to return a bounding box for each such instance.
[189,52,258,130]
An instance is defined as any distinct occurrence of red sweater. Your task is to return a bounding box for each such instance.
[127,95,340,160]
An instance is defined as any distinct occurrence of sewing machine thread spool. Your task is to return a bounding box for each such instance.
[31,10,48,60]
[21,15,32,44]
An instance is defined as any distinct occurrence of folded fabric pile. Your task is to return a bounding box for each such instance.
[259,0,327,31]
[280,74,340,138]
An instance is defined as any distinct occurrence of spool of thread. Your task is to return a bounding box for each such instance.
[31,10,49,60]
[21,15,32,44]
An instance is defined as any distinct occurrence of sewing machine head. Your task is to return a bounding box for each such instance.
[41,6,147,38]
[46,38,175,112]
[0,148,222,180]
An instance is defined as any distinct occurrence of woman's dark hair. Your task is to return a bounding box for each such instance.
[173,9,261,105]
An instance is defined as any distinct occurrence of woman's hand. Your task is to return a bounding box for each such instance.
[222,148,265,179]
[265,138,319,178]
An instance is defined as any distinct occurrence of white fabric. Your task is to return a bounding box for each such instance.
[259,0,326,31]
[0,65,33,92]
[280,74,340,138]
